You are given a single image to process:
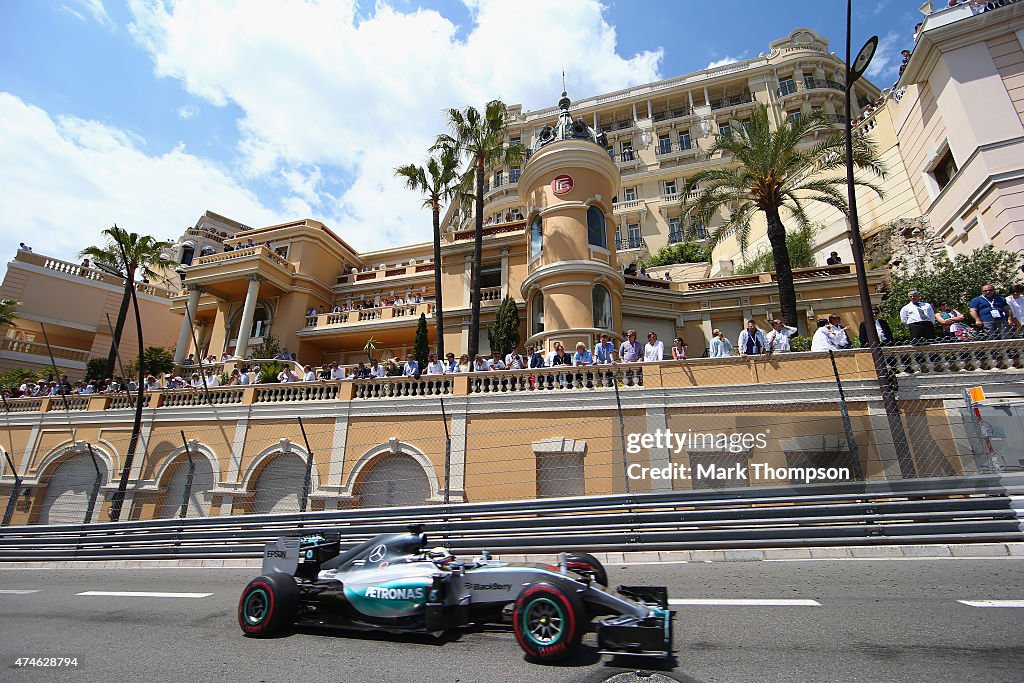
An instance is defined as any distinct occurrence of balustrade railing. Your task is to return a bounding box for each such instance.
[467,366,644,394]
[0,339,90,363]
[108,393,153,410]
[352,377,452,400]
[255,383,341,403]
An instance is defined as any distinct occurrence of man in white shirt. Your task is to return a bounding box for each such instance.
[302,365,317,382]
[827,314,851,349]
[202,369,220,388]
[899,290,936,343]
[489,352,506,370]
[737,320,769,356]
[505,346,523,368]
[1007,284,1024,329]
[766,319,797,352]
[425,353,445,375]
[810,319,839,352]
[643,332,665,361]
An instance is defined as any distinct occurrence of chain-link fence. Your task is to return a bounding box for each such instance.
[1,336,1022,526]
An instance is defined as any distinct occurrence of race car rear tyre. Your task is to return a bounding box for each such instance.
[512,581,585,662]
[565,552,608,587]
[238,572,299,637]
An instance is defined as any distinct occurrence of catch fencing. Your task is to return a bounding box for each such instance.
[0,338,1022,533]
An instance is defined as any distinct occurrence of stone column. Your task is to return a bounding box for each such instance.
[173,286,203,365]
[500,248,510,299]
[233,276,262,357]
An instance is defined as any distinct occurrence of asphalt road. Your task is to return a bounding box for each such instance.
[0,557,1022,682]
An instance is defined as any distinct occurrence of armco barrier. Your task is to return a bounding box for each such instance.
[0,475,1020,562]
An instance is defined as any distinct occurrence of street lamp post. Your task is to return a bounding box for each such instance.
[844,0,916,479]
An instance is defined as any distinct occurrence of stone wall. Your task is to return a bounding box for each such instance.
[864,216,947,273]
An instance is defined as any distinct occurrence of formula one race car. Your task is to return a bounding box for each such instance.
[238,526,673,663]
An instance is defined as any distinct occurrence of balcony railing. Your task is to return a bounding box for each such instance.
[191,245,294,272]
[301,303,435,331]
[0,338,90,364]
[778,79,845,99]
[616,236,646,251]
[13,251,177,298]
[469,287,503,304]
[336,261,435,285]
[451,218,526,243]
[652,106,694,122]
[5,340,1021,412]
[612,199,643,213]
[609,149,639,165]
[655,140,697,158]
[709,92,754,110]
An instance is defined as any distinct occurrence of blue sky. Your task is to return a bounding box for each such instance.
[0,1,917,263]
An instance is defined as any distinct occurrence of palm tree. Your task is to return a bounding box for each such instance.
[395,149,463,358]
[682,104,885,327]
[0,299,17,327]
[80,225,171,375]
[434,100,525,360]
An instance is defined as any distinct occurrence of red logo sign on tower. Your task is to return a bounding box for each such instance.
[551,175,574,195]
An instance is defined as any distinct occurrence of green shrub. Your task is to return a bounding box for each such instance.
[85,357,110,382]
[640,241,708,268]
[258,362,285,383]
[734,224,816,275]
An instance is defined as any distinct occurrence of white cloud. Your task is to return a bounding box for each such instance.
[0,93,287,263]
[125,0,663,251]
[64,0,115,29]
[706,55,745,70]
[865,32,900,82]
[176,104,198,119]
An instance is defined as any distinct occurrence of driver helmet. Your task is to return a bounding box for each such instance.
[427,546,454,565]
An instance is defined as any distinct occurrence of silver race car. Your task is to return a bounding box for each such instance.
[238,526,673,663]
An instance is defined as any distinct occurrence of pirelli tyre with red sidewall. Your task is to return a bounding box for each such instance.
[238,572,299,636]
[512,581,586,662]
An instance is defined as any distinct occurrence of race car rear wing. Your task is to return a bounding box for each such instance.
[261,537,300,575]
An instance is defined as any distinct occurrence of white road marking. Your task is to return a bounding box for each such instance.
[76,591,212,599]
[957,600,1024,608]
[668,598,821,606]
[0,589,41,594]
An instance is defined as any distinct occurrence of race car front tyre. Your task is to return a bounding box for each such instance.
[565,552,608,587]
[238,572,299,637]
[512,581,585,662]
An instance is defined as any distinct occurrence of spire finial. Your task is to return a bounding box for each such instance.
[562,69,566,93]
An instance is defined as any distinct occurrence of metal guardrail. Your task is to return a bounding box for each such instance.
[0,476,1020,562]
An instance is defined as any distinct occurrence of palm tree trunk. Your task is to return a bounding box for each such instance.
[765,207,799,327]
[105,272,134,376]
[468,156,485,360]
[431,197,445,358]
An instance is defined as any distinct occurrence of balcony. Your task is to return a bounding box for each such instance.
[191,244,295,272]
[12,251,177,299]
[483,175,520,202]
[616,236,646,252]
[300,302,435,333]
[0,338,90,367]
[336,261,435,285]
[652,106,695,123]
[612,198,643,214]
[655,140,699,163]
[608,148,640,172]
[709,92,755,110]
[777,79,845,99]
[472,286,503,304]
[451,218,526,243]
